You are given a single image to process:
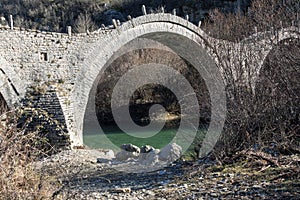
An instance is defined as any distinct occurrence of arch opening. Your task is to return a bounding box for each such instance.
[83,47,212,151]
[76,25,226,158]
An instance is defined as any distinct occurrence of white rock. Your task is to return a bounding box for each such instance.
[120,144,140,153]
[139,149,160,165]
[115,150,139,161]
[104,149,115,159]
[158,143,182,162]
[140,145,154,153]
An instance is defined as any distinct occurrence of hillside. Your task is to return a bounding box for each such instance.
[0,0,252,32]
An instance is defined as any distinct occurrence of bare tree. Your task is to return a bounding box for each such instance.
[204,0,300,159]
[74,12,97,33]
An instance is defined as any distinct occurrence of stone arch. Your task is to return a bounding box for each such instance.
[256,36,300,96]
[260,27,300,68]
[253,36,300,148]
[0,56,25,108]
[241,27,300,89]
[72,13,226,146]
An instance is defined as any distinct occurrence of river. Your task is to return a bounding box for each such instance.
[83,126,205,156]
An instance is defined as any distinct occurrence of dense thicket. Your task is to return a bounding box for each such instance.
[203,0,300,41]
[205,0,300,159]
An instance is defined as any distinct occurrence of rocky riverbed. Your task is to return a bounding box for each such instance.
[34,148,300,199]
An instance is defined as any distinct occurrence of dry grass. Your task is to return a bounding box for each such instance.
[0,108,58,199]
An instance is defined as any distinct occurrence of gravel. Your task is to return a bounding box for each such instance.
[34,149,300,199]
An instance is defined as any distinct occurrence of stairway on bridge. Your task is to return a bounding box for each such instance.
[19,86,71,152]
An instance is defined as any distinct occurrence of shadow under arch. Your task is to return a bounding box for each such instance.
[84,45,212,150]
[74,15,226,158]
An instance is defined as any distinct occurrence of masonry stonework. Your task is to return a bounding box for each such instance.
[0,13,299,147]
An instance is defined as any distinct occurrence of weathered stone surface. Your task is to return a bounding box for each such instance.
[139,149,160,166]
[158,143,182,162]
[120,144,140,153]
[114,143,183,166]
[115,150,139,161]
[141,145,155,153]
[97,149,115,163]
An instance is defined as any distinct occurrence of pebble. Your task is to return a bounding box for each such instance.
[252,184,263,189]
[210,193,218,197]
[145,190,155,196]
[32,149,298,200]
[114,187,132,193]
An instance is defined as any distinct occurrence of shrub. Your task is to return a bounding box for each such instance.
[203,0,300,159]
[0,104,58,199]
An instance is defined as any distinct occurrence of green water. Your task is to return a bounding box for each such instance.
[83,126,206,155]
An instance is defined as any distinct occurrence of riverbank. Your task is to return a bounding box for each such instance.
[33,148,300,199]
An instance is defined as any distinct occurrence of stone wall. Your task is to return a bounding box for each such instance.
[0,25,115,147]
[0,27,101,85]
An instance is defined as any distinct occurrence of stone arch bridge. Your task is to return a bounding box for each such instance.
[0,12,299,147]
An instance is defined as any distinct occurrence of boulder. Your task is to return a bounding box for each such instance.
[139,145,156,161]
[158,143,182,162]
[140,145,155,153]
[115,144,141,161]
[104,149,115,159]
[139,149,160,166]
[115,150,139,161]
[120,144,140,153]
[114,143,182,164]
